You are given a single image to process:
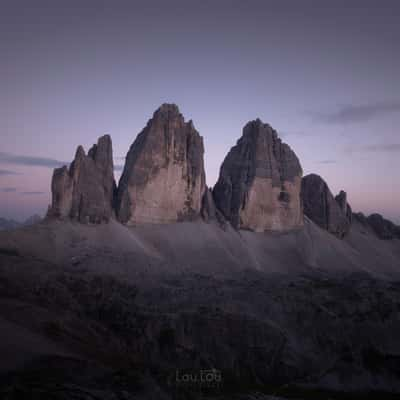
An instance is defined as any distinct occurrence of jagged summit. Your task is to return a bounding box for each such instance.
[116,104,206,224]
[366,213,400,240]
[243,118,274,135]
[151,104,198,131]
[44,106,399,244]
[148,103,186,127]
[47,134,116,223]
[213,119,303,232]
[153,103,181,117]
[301,174,352,238]
[335,190,353,224]
[242,118,302,183]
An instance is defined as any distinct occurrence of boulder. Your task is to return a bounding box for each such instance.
[116,104,206,224]
[213,119,303,232]
[47,135,116,223]
[301,174,351,238]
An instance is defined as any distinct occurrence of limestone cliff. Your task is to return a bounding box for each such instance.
[47,135,115,223]
[116,104,206,224]
[213,119,303,232]
[366,213,400,240]
[335,190,353,224]
[301,174,351,238]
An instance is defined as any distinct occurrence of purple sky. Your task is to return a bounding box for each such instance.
[1,0,399,222]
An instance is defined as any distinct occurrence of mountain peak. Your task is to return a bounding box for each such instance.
[47,135,116,223]
[213,120,303,232]
[301,174,352,238]
[153,103,181,119]
[116,105,205,224]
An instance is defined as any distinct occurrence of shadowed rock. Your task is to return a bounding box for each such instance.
[366,213,400,240]
[116,104,206,224]
[353,212,400,240]
[301,174,351,238]
[201,186,228,228]
[201,187,217,222]
[47,135,116,223]
[353,212,368,226]
[213,119,303,232]
[335,190,353,224]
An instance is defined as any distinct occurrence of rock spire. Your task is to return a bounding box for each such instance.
[213,119,303,232]
[116,104,206,224]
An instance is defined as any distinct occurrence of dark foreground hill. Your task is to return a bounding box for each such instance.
[0,217,400,399]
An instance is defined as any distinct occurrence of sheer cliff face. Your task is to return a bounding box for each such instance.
[47,135,116,223]
[213,119,303,232]
[301,174,351,238]
[116,104,206,224]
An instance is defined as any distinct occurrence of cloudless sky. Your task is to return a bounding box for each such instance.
[1,0,399,222]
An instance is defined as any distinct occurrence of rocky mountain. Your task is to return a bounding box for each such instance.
[335,190,353,224]
[42,105,400,245]
[1,104,400,399]
[301,174,352,238]
[47,135,116,223]
[213,119,303,232]
[354,212,400,240]
[116,104,206,224]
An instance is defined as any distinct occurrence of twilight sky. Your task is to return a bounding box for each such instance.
[1,0,399,222]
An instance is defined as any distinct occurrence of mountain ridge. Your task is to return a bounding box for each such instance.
[41,103,400,241]
[1,104,400,398]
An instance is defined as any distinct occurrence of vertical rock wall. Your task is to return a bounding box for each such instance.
[213,119,303,232]
[47,135,116,223]
[116,104,206,224]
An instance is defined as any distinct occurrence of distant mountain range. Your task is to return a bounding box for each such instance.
[0,215,42,231]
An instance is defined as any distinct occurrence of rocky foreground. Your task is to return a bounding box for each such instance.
[0,215,400,399]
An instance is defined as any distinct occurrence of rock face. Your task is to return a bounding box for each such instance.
[301,174,351,238]
[200,186,228,228]
[213,119,303,232]
[47,135,115,223]
[335,190,353,224]
[366,213,400,240]
[116,104,206,224]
